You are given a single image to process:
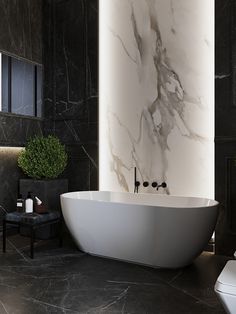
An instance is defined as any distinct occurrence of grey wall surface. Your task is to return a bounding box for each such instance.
[0,0,43,212]
[43,0,98,192]
[215,0,236,256]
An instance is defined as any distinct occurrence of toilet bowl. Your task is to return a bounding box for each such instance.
[215,260,236,314]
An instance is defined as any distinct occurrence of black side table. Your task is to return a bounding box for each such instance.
[3,211,63,259]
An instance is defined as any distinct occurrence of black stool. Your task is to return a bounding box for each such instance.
[3,211,63,258]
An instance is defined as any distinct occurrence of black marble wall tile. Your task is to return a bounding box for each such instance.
[63,157,90,191]
[0,114,43,211]
[215,0,234,137]
[43,0,98,191]
[215,141,236,256]
[0,0,98,212]
[88,97,98,124]
[0,0,98,210]
[87,0,98,97]
[215,0,236,256]
[53,0,86,121]
[59,145,97,192]
[0,0,44,147]
[0,0,42,64]
[0,0,43,212]
[42,0,54,120]
[52,120,97,144]
[0,114,43,147]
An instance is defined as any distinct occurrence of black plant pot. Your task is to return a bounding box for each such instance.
[19,178,68,239]
[19,178,68,212]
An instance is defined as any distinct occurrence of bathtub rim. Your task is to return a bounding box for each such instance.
[60,190,219,209]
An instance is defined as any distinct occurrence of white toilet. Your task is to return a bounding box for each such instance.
[215,260,236,313]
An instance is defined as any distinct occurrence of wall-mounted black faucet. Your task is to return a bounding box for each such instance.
[134,167,140,193]
[134,167,167,193]
[151,182,158,188]
[152,181,167,190]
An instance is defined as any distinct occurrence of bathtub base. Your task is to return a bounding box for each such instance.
[74,238,197,269]
[88,251,192,269]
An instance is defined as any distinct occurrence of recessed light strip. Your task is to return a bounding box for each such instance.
[0,52,2,111]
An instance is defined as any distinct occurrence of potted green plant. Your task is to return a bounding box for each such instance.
[18,135,68,212]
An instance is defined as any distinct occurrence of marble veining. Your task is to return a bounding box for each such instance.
[0,234,228,313]
[0,0,42,63]
[43,0,98,191]
[100,0,214,198]
[215,74,231,79]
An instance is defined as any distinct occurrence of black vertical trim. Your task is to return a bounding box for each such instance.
[226,157,236,234]
[34,66,37,117]
[52,0,56,127]
[84,0,88,120]
[83,1,90,189]
[8,57,12,113]
[231,0,236,107]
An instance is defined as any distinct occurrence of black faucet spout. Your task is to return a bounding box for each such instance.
[134,167,140,193]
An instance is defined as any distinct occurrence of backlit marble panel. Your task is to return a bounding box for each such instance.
[99,0,214,198]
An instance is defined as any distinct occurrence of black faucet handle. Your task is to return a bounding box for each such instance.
[143,181,149,187]
[135,181,140,187]
[151,182,158,188]
[161,182,167,188]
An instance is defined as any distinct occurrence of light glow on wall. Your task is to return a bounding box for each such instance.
[0,147,24,151]
[99,0,215,199]
[0,146,24,158]
[0,52,2,111]
[99,0,112,191]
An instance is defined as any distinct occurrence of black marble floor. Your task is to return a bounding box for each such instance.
[0,233,230,314]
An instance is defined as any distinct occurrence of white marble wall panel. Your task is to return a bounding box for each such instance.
[99,0,214,198]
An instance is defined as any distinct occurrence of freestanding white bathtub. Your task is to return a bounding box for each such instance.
[60,191,218,268]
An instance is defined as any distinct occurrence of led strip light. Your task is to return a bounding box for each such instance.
[0,52,2,111]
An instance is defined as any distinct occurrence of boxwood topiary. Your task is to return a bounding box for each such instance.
[18,135,68,179]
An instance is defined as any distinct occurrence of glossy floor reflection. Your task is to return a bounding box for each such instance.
[0,234,230,313]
